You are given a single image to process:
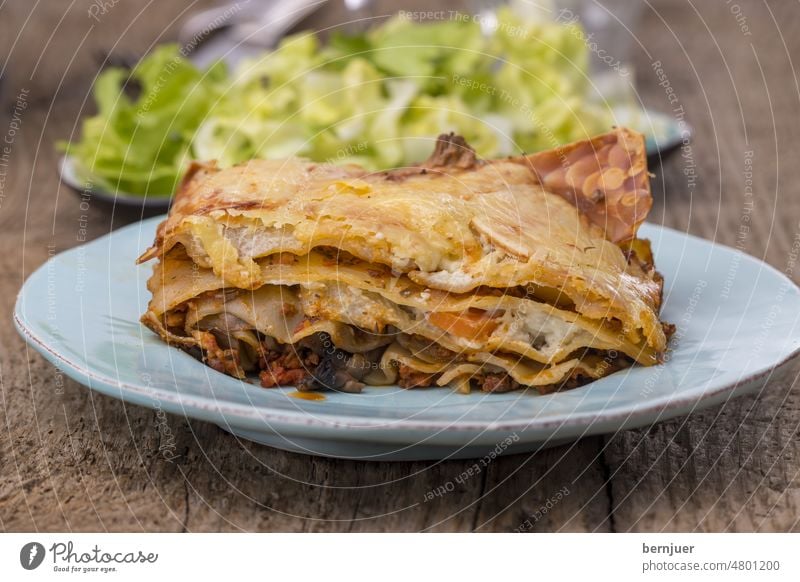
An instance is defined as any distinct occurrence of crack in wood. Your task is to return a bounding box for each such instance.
[600,445,617,533]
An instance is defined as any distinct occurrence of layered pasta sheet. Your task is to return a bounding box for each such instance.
[139,128,669,394]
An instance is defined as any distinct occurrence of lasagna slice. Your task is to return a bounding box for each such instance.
[139,128,669,394]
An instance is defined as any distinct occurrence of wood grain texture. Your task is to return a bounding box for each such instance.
[606,0,800,533]
[0,0,798,532]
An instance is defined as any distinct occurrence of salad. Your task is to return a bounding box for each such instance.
[62,7,638,197]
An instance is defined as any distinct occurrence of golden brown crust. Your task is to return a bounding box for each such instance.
[140,128,651,264]
[518,127,651,243]
[137,160,219,263]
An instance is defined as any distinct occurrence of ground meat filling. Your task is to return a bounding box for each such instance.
[478,374,521,393]
[176,310,634,394]
[194,330,243,377]
[397,364,439,389]
[256,334,369,393]
[258,348,317,388]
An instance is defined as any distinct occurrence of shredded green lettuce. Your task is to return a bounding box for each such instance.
[61,8,629,196]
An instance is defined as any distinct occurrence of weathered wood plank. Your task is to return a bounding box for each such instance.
[605,0,800,533]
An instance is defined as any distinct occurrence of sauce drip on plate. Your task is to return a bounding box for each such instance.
[288,391,326,401]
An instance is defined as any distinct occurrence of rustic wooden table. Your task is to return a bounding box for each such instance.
[1,0,798,532]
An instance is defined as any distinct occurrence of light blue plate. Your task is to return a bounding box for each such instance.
[14,217,800,460]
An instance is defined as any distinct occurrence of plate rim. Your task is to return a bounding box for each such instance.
[58,155,173,210]
[14,219,800,438]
